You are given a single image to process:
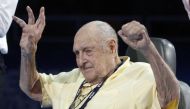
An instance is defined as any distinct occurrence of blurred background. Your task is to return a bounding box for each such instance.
[0,0,190,109]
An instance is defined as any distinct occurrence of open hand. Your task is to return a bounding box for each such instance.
[13,6,45,54]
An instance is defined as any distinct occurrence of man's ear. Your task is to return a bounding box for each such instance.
[107,39,117,54]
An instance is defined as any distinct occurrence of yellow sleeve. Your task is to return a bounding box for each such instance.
[165,99,179,109]
[39,68,81,107]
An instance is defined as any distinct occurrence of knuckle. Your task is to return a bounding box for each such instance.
[141,25,146,30]
[132,20,137,23]
[121,25,126,30]
[127,30,133,36]
[132,20,139,24]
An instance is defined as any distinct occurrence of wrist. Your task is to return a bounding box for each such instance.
[21,47,36,56]
[139,42,158,59]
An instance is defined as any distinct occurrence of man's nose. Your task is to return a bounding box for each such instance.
[77,53,87,68]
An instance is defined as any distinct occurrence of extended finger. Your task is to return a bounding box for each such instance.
[26,6,35,24]
[13,16,26,28]
[36,7,46,30]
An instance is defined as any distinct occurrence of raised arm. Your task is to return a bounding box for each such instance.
[13,6,46,101]
[118,21,180,108]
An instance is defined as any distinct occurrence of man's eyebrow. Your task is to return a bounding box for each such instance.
[73,47,78,53]
[84,46,94,50]
[73,49,78,53]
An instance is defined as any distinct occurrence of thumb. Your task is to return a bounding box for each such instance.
[117,30,129,44]
[118,30,127,40]
[118,30,136,49]
[13,16,26,28]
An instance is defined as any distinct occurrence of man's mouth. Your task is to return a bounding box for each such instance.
[83,67,93,72]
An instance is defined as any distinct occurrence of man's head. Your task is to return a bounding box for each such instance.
[73,21,121,84]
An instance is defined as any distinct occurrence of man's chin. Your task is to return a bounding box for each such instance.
[83,75,97,83]
[82,68,93,76]
[84,75,94,81]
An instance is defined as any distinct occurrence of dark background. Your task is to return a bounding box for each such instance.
[0,0,190,109]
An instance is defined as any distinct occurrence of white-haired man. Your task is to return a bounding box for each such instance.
[13,6,179,109]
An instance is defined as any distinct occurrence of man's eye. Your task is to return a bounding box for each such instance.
[75,51,79,57]
[86,49,91,52]
[85,49,92,55]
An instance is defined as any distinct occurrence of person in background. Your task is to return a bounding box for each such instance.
[182,0,190,19]
[0,0,18,73]
[0,0,18,103]
[13,6,180,109]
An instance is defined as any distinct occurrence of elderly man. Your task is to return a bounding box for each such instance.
[13,6,179,109]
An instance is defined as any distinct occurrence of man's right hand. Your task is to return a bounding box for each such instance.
[13,6,46,54]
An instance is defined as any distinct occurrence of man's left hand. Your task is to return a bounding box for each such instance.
[118,21,152,54]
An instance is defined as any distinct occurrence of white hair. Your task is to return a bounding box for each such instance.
[76,20,119,54]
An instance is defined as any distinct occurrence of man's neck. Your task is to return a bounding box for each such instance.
[87,78,104,85]
[106,57,122,78]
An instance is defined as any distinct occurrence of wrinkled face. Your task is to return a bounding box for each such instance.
[73,28,115,83]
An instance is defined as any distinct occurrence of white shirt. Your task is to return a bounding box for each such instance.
[182,0,190,19]
[0,0,18,54]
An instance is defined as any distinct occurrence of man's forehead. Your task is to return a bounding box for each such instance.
[74,26,101,44]
[73,21,108,51]
[75,23,98,37]
[73,33,102,52]
[73,36,97,49]
[73,40,98,53]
